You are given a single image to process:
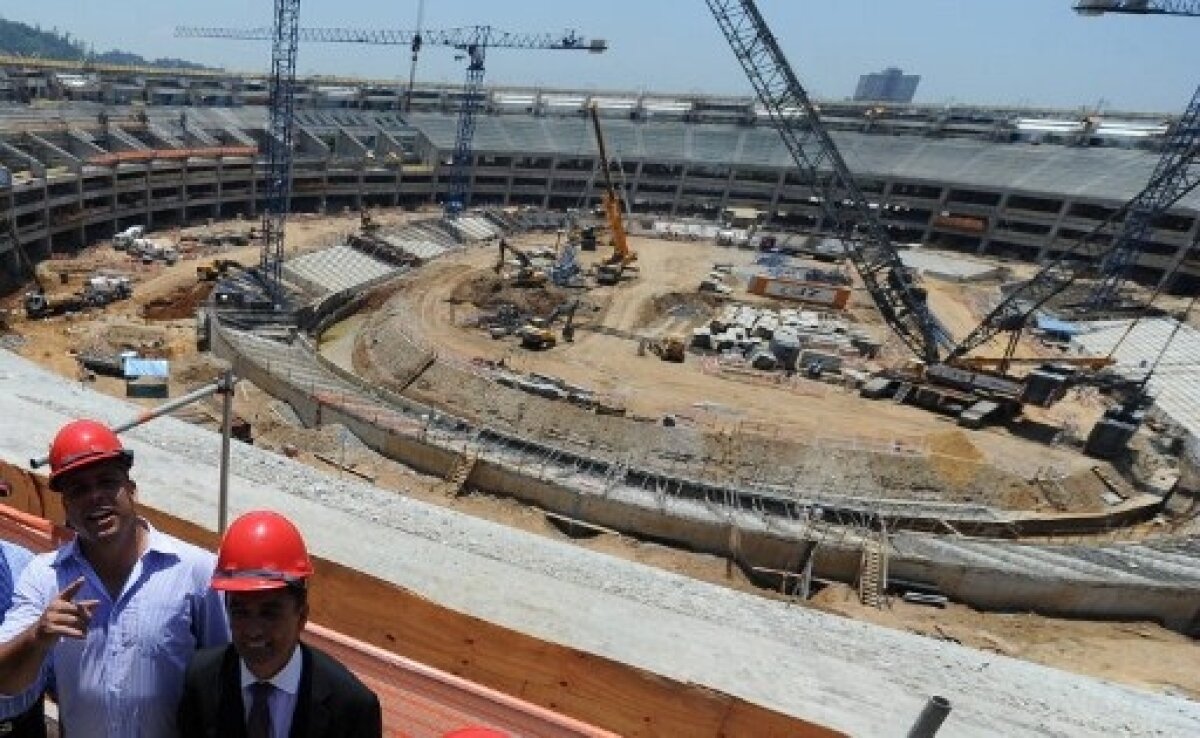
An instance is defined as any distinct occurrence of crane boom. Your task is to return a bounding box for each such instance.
[1088,83,1200,306]
[945,152,1200,361]
[176,25,606,51]
[178,25,604,218]
[588,105,633,267]
[1074,0,1200,16]
[705,0,944,363]
[1076,2,1200,305]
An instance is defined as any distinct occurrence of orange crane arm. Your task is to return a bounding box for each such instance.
[589,105,634,265]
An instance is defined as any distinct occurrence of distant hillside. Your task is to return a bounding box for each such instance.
[0,17,211,70]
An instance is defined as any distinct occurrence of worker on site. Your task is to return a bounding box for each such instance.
[177,510,381,738]
[0,419,230,738]
[1,500,45,738]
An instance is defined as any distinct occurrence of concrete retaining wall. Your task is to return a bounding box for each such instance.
[892,556,1200,633]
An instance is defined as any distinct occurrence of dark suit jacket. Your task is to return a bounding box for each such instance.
[177,643,382,738]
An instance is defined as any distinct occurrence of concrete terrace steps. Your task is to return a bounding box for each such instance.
[379,235,448,261]
[447,215,501,242]
[895,532,1200,586]
[1077,544,1199,582]
[282,243,398,295]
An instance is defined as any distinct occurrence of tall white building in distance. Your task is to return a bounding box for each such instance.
[854,67,920,103]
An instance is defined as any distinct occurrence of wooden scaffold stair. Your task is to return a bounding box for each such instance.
[857,535,888,608]
[444,452,478,496]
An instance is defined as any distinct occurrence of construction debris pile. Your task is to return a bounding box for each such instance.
[692,304,881,375]
[492,369,626,415]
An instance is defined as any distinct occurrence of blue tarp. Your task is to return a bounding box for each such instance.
[123,358,169,379]
[1036,314,1086,337]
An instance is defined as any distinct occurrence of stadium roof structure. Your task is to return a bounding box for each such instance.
[406,112,1200,210]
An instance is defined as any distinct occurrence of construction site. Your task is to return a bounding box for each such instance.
[2,1,1200,736]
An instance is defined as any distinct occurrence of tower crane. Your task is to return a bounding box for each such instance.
[1073,1,1200,308]
[242,0,300,301]
[1074,1,1200,15]
[177,25,606,218]
[704,0,945,363]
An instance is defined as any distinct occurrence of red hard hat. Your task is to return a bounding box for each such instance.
[48,420,133,491]
[212,510,313,591]
[442,729,510,738]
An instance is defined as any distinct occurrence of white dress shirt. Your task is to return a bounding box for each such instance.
[239,645,303,738]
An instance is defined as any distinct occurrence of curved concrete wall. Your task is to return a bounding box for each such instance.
[209,290,1200,633]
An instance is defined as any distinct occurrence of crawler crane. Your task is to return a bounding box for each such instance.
[589,104,638,285]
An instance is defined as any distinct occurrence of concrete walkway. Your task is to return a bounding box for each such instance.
[0,349,1196,737]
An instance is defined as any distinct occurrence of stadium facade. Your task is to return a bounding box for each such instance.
[0,62,1196,294]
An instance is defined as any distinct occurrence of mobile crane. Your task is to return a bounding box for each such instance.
[589,104,638,285]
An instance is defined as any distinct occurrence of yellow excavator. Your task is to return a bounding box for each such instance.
[589,104,637,285]
[494,238,548,287]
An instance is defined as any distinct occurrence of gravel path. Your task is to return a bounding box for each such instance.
[1,348,1196,737]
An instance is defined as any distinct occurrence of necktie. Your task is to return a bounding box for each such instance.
[247,681,274,738]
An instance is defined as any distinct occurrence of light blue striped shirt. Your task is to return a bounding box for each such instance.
[0,539,37,720]
[0,522,229,738]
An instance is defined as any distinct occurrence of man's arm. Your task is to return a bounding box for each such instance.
[0,577,96,694]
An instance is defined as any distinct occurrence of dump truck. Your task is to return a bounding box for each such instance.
[25,273,132,318]
[24,289,86,318]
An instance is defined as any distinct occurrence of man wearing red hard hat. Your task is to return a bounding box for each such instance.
[177,510,381,738]
[0,419,229,738]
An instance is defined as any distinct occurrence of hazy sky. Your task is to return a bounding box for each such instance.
[9,1,1200,113]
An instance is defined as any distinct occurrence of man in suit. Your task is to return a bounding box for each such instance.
[177,511,381,738]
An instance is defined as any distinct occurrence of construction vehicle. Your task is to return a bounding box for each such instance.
[494,238,548,287]
[648,335,686,363]
[512,300,583,349]
[196,259,245,282]
[2,218,113,319]
[128,237,179,265]
[25,272,132,319]
[589,104,637,285]
[112,225,145,250]
[81,273,133,305]
[517,318,557,350]
[23,290,84,319]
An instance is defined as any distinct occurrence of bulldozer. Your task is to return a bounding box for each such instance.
[494,238,547,287]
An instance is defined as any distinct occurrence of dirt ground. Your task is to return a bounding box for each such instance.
[2,208,1196,702]
[359,232,1117,507]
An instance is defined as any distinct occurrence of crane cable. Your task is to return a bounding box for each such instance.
[1106,247,1192,359]
[1139,291,1198,391]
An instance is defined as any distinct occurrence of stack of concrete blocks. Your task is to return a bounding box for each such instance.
[693,304,878,374]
